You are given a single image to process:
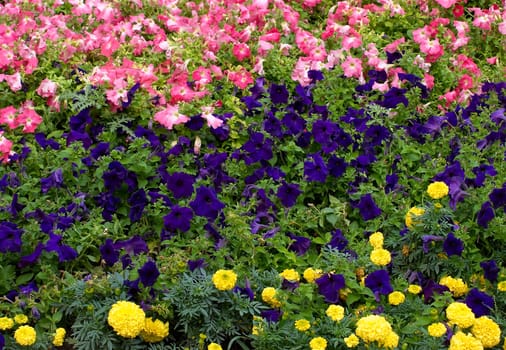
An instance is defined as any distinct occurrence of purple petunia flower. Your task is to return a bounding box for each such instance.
[268,83,289,105]
[327,155,348,178]
[242,131,273,165]
[234,279,255,301]
[380,87,409,108]
[480,260,499,283]
[263,114,284,138]
[122,82,140,109]
[1,331,5,349]
[282,111,306,135]
[128,189,148,223]
[304,153,328,182]
[188,258,207,271]
[465,288,495,317]
[364,124,391,147]
[477,201,495,228]
[138,260,160,287]
[277,182,302,208]
[102,161,137,193]
[422,235,444,254]
[365,270,393,300]
[163,205,194,233]
[442,232,464,257]
[287,232,311,256]
[99,239,119,266]
[261,309,282,323]
[0,222,23,253]
[489,185,506,209]
[41,168,64,194]
[315,273,346,303]
[35,133,60,150]
[113,235,148,255]
[328,229,348,251]
[165,172,195,199]
[356,193,382,221]
[18,243,45,269]
[190,186,225,220]
[45,233,78,262]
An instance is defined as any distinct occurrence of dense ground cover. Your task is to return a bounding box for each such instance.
[0,0,505,349]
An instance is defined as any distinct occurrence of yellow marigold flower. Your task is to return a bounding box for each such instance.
[14,314,28,324]
[388,291,405,306]
[344,333,360,348]
[428,322,447,337]
[471,316,501,348]
[140,317,169,343]
[212,269,237,291]
[294,319,311,331]
[280,269,299,282]
[370,248,391,266]
[14,325,37,346]
[498,281,506,292]
[261,287,281,308]
[208,343,223,350]
[0,317,14,330]
[326,304,345,322]
[449,331,483,350]
[368,231,384,249]
[383,331,399,349]
[405,206,425,229]
[440,276,468,297]
[408,284,422,294]
[53,327,66,347]
[107,300,146,338]
[356,315,393,344]
[427,181,449,199]
[309,336,327,350]
[303,267,323,283]
[446,302,475,329]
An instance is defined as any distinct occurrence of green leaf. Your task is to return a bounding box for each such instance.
[16,273,34,286]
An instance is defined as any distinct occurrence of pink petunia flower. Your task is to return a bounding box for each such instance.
[434,0,457,9]
[154,105,189,130]
[232,43,251,61]
[16,105,43,133]
[0,131,14,163]
[201,106,223,129]
[0,106,18,130]
[36,79,58,98]
[227,68,253,89]
[341,56,363,79]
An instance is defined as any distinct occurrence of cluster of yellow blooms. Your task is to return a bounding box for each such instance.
[427,302,502,349]
[309,336,328,350]
[211,269,238,291]
[294,319,311,331]
[326,304,345,322]
[303,267,323,283]
[14,325,37,346]
[0,314,68,347]
[107,301,169,343]
[53,328,66,347]
[353,314,399,348]
[427,181,450,200]
[279,268,300,282]
[440,276,469,297]
[367,231,391,266]
[405,206,425,229]
[261,287,282,308]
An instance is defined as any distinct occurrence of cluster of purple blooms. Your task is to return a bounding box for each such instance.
[0,68,505,317]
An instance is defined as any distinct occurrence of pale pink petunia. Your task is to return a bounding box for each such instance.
[201,106,223,129]
[3,72,22,92]
[154,105,189,130]
[486,57,497,64]
[341,56,363,79]
[498,21,506,34]
[419,39,444,57]
[423,73,435,90]
[0,132,13,163]
[434,0,457,9]
[36,79,58,98]
[385,37,405,53]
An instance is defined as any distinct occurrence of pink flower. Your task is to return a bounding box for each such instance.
[2,72,22,92]
[434,0,457,9]
[154,105,189,130]
[498,21,506,35]
[486,57,498,64]
[457,74,473,90]
[0,132,13,163]
[201,106,223,129]
[419,39,444,56]
[423,73,435,89]
[0,106,18,130]
[192,67,212,90]
[227,68,253,89]
[385,37,405,53]
[36,79,58,98]
[341,56,363,79]
[232,43,251,61]
[303,0,322,7]
[170,84,196,104]
[16,106,43,133]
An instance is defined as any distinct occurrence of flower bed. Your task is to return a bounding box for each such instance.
[0,0,505,349]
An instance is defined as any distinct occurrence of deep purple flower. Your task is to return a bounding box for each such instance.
[41,168,64,194]
[364,125,391,146]
[35,133,60,150]
[442,232,464,257]
[261,309,282,323]
[189,186,224,220]
[128,189,148,223]
[188,258,207,271]
[99,239,119,266]
[385,173,399,194]
[122,82,140,108]
[477,201,495,228]
[165,172,196,199]
[66,130,92,149]
[489,186,506,209]
[328,229,348,251]
[422,280,449,303]
[19,281,38,295]
[6,193,25,217]
[287,232,311,256]
[277,182,302,208]
[163,205,194,232]
[242,132,273,165]
[1,332,5,349]
[480,260,499,283]
[69,108,92,132]
[94,191,120,221]
[471,164,497,187]
[18,243,45,269]
[422,235,444,253]
[315,273,346,303]
[356,194,382,221]
[268,83,289,104]
[113,235,148,255]
[138,260,160,287]
[102,161,130,192]
[233,279,255,301]
[368,69,388,83]
[45,233,78,262]
[327,156,348,178]
[0,222,23,253]
[263,114,284,138]
[365,270,393,299]
[380,87,409,108]
[31,307,40,320]
[282,111,306,135]
[465,288,494,317]
[490,108,506,125]
[304,153,328,182]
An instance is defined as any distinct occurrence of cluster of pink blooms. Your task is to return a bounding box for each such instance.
[0,0,506,163]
